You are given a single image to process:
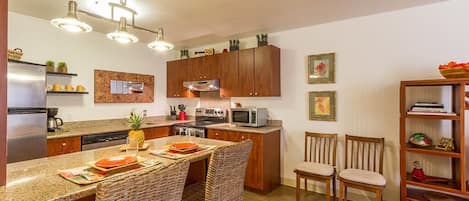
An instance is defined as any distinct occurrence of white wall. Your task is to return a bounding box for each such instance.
[8,12,175,121]
[185,0,469,200]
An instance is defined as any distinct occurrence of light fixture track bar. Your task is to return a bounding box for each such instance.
[77,9,159,35]
[108,2,137,15]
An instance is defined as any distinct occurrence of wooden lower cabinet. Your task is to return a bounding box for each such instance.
[207,129,280,193]
[47,136,81,157]
[143,126,171,140]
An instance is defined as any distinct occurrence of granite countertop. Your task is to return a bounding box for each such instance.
[1,136,232,201]
[47,116,194,139]
[206,123,282,134]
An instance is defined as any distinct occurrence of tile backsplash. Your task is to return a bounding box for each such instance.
[199,91,231,109]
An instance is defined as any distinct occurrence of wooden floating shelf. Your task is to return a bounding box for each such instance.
[46,72,78,77]
[405,114,460,120]
[406,144,460,158]
[47,91,88,95]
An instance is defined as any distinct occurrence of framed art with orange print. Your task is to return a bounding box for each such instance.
[309,91,336,121]
[307,53,335,84]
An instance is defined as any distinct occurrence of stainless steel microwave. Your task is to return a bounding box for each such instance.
[230,107,268,127]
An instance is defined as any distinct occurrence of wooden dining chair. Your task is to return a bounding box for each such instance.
[294,132,337,201]
[182,140,253,201]
[95,159,190,201]
[338,135,386,201]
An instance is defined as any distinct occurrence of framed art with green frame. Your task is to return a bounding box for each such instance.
[307,53,335,84]
[309,91,336,121]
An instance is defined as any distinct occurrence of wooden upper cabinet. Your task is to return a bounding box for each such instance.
[167,45,280,98]
[188,57,204,81]
[254,45,281,96]
[218,51,240,97]
[188,55,219,81]
[238,48,256,97]
[204,55,219,80]
[167,59,198,98]
[237,45,280,97]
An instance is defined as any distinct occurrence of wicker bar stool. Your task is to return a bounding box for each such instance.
[95,159,190,201]
[183,140,253,201]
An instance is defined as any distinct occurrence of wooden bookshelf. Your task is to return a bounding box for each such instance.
[405,114,460,120]
[405,144,461,158]
[406,188,468,201]
[400,78,468,200]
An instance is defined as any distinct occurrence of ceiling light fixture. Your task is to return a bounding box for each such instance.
[50,0,92,33]
[107,17,139,44]
[51,0,175,50]
[148,28,174,51]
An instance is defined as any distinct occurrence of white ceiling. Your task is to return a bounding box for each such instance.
[8,0,445,48]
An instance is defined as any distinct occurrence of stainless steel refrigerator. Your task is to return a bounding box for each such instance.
[7,60,47,163]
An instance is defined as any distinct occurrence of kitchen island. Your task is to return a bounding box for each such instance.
[0,136,232,201]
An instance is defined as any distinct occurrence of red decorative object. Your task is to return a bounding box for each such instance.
[412,161,425,181]
[411,161,451,183]
[179,111,186,120]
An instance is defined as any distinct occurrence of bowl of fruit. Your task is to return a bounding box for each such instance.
[439,61,469,79]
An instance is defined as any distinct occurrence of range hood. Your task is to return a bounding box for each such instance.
[183,80,220,92]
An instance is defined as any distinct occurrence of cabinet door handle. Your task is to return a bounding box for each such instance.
[61,143,67,147]
[215,133,219,136]
[249,92,253,96]
[241,136,245,140]
[199,76,202,79]
[254,92,258,96]
[203,76,206,79]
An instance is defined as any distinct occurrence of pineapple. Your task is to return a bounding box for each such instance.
[128,112,145,148]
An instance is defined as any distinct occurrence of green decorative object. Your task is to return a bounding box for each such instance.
[57,62,68,73]
[45,60,55,72]
[409,133,433,147]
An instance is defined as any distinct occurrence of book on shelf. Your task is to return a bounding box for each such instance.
[410,107,446,113]
[407,111,457,116]
[414,102,444,107]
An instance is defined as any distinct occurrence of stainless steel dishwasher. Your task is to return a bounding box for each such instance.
[81,131,128,151]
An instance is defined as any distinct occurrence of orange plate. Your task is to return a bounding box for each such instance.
[95,156,137,168]
[169,142,198,153]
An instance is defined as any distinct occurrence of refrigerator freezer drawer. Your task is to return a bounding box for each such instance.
[7,112,47,163]
[7,62,46,108]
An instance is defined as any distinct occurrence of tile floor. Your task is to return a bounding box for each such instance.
[243,185,327,201]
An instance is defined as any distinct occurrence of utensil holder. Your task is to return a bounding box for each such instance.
[179,112,186,121]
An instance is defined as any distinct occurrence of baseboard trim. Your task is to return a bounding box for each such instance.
[281,177,376,201]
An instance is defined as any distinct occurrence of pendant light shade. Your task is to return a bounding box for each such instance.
[51,0,92,33]
[148,28,174,51]
[107,17,139,44]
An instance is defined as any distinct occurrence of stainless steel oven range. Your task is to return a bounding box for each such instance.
[173,108,227,138]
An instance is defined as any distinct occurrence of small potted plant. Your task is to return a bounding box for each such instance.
[57,62,68,73]
[128,111,145,148]
[45,60,55,72]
